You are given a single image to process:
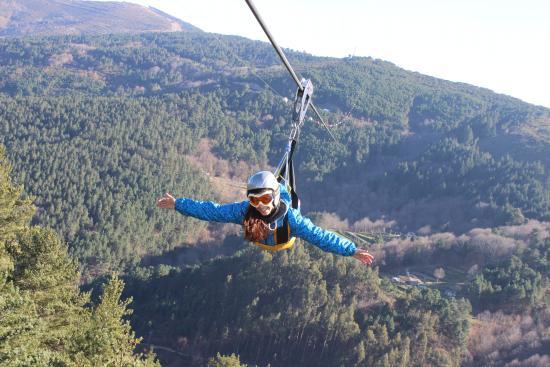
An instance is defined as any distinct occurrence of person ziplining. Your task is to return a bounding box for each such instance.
[156,170,374,265]
[156,0,374,265]
[156,79,374,265]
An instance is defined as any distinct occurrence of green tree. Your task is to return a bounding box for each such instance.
[0,146,159,366]
[208,353,246,367]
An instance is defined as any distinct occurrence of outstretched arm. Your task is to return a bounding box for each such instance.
[290,209,355,255]
[289,209,373,265]
[156,193,248,224]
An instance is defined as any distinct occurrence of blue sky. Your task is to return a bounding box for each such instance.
[107,0,549,108]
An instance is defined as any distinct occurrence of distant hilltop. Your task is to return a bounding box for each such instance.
[0,0,201,37]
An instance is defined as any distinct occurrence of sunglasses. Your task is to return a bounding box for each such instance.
[248,192,274,207]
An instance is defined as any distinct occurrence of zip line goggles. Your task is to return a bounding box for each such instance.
[248,192,274,207]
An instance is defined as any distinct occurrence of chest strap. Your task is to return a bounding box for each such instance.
[254,213,295,251]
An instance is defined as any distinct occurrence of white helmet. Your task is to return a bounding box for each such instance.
[247,171,280,206]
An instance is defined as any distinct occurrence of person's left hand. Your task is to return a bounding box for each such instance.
[156,193,176,209]
[353,248,374,266]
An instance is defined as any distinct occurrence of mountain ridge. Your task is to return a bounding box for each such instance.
[0,0,201,37]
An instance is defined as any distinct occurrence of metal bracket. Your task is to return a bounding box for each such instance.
[292,78,313,128]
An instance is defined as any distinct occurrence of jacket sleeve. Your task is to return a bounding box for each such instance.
[174,198,248,224]
[289,208,356,256]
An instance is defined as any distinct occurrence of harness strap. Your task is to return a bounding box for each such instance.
[254,211,294,251]
[276,140,300,210]
[275,213,291,243]
[254,237,295,251]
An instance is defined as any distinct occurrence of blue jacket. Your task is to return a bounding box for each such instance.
[174,184,356,256]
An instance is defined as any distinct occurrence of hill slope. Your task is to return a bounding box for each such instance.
[0,30,547,275]
[0,0,200,37]
[0,22,548,367]
[0,32,547,243]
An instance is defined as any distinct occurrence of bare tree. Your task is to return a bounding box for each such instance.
[467,264,479,280]
[434,267,445,283]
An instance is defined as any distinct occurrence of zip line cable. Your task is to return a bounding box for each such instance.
[210,3,351,137]
[243,0,302,88]
[208,32,287,100]
[312,106,355,129]
[310,104,338,142]
[244,0,338,142]
[211,31,350,131]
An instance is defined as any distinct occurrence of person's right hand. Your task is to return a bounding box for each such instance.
[156,193,176,209]
[353,248,374,266]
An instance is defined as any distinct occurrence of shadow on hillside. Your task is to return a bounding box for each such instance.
[140,233,248,268]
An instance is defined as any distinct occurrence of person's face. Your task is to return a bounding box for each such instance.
[256,201,274,216]
[248,191,275,216]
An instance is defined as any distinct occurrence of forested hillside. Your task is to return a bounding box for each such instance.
[0,30,548,366]
[1,32,548,268]
[125,246,471,367]
[0,147,158,366]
